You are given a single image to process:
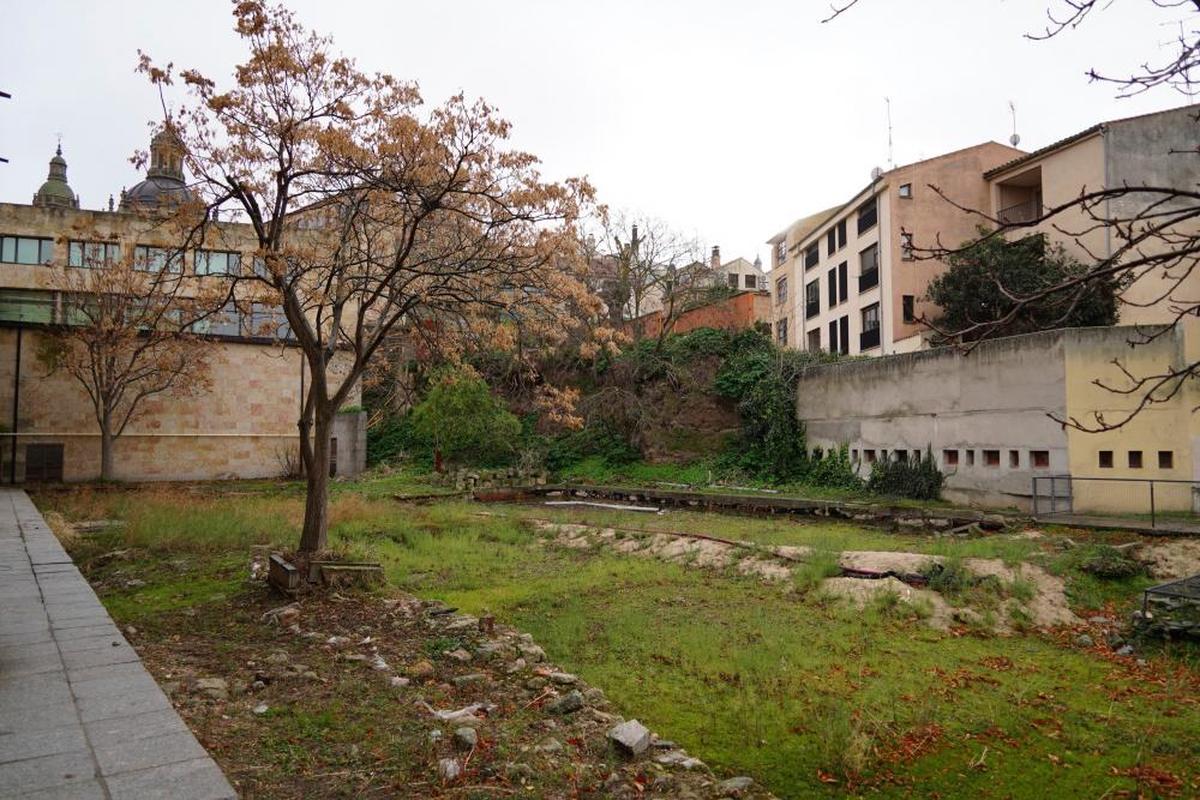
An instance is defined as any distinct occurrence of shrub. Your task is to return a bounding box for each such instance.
[867,447,945,500]
[1080,545,1144,580]
[410,366,521,467]
[367,414,421,467]
[806,445,863,490]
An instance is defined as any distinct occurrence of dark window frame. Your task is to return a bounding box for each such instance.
[857,197,878,235]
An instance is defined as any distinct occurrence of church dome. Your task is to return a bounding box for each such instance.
[33,144,79,209]
[119,125,193,213]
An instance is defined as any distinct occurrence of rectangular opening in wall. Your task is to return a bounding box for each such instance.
[1009,450,1020,468]
[880,449,888,461]
[966,450,976,466]
[1159,450,1174,469]
[864,449,877,463]
[1099,450,1113,469]
[983,449,1000,467]
[1032,450,1050,469]
[912,449,921,462]
[942,449,959,467]
[330,437,339,477]
[25,443,64,482]
[1128,450,1143,469]
[895,450,908,463]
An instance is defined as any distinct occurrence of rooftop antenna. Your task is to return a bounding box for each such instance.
[1008,100,1021,148]
[0,90,10,164]
[885,97,894,169]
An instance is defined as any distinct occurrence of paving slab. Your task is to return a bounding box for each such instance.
[0,489,236,799]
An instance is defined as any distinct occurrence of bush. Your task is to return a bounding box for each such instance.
[867,447,945,500]
[410,367,521,467]
[543,424,639,473]
[1080,545,1144,580]
[366,414,421,467]
[806,445,863,490]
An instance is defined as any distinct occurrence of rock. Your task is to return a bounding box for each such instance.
[952,608,983,626]
[251,680,266,692]
[536,737,563,753]
[655,751,704,769]
[325,635,351,648]
[444,615,479,633]
[518,643,546,662]
[428,729,443,743]
[1088,615,1113,625]
[1074,633,1094,648]
[454,727,478,752]
[266,651,290,665]
[716,776,755,795]
[252,703,269,715]
[1116,644,1134,656]
[407,660,436,681]
[452,673,486,687]
[505,658,527,675]
[445,648,473,663]
[390,676,410,688]
[526,677,548,691]
[124,625,138,637]
[505,763,535,783]
[548,672,577,686]
[607,719,652,756]
[474,642,510,661]
[301,671,319,681]
[438,757,461,782]
[547,689,584,715]
[370,655,391,672]
[194,677,229,700]
[583,687,607,706]
[1106,633,1125,648]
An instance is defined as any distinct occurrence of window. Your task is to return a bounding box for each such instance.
[1128,450,1143,469]
[807,328,821,352]
[1032,450,1050,469]
[859,244,879,292]
[68,241,121,269]
[983,449,1000,467]
[857,197,878,234]
[744,274,757,290]
[195,249,241,276]
[805,279,820,318]
[895,450,908,463]
[860,303,881,350]
[899,183,912,199]
[838,262,848,303]
[0,289,56,324]
[836,219,847,249]
[0,236,53,265]
[827,267,837,307]
[839,314,849,354]
[881,449,888,461]
[192,302,241,337]
[1009,450,1020,468]
[804,243,820,270]
[775,276,788,305]
[247,303,293,340]
[828,320,837,354]
[966,449,976,466]
[827,228,836,257]
[943,449,959,467]
[775,240,787,266]
[1159,450,1174,469]
[851,449,859,462]
[133,245,182,273]
[1098,450,1113,469]
[727,273,739,289]
[902,295,916,323]
[912,449,922,462]
[900,232,914,261]
[776,318,788,346]
[24,443,64,482]
[864,449,877,463]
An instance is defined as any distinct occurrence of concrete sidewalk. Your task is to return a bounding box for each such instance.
[0,488,236,799]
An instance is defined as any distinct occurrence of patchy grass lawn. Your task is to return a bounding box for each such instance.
[37,484,1200,799]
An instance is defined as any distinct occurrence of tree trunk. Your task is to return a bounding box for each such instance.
[99,418,115,482]
[297,412,332,555]
[434,447,443,474]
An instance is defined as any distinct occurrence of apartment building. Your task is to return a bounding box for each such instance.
[767,142,1024,355]
[985,103,1200,326]
[0,132,366,483]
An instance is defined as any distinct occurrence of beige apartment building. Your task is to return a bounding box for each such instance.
[0,133,365,483]
[767,142,1023,355]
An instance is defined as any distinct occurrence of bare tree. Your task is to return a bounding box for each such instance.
[37,242,215,481]
[828,0,1200,433]
[139,1,600,556]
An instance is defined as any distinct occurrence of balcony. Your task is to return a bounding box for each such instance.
[859,327,881,351]
[998,197,1041,225]
[858,268,879,292]
[805,301,820,319]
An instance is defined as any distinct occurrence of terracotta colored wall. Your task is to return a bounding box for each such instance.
[626,291,770,338]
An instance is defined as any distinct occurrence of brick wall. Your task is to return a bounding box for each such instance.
[626,291,770,339]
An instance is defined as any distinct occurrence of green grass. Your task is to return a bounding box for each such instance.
[36,484,1200,799]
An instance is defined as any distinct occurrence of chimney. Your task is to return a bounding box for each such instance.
[710,245,721,272]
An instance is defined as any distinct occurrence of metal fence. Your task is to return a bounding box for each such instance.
[1032,475,1200,533]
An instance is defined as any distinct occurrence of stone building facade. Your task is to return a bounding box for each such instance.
[0,134,365,483]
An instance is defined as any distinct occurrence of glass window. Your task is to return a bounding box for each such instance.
[192,302,242,337]
[838,262,848,303]
[901,232,914,261]
[899,183,912,199]
[248,303,293,340]
[68,241,121,268]
[826,229,836,257]
[774,240,787,266]
[903,295,915,323]
[727,273,739,289]
[857,197,878,234]
[827,267,837,307]
[775,276,788,305]
[1158,450,1174,469]
[804,243,819,270]
[744,274,756,289]
[0,289,55,323]
[862,303,880,331]
[195,249,242,276]
[836,220,847,249]
[775,318,788,346]
[1099,450,1113,469]
[0,236,53,265]
[133,245,182,273]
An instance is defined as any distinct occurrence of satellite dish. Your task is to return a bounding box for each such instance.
[1010,133,1021,147]
[870,166,884,181]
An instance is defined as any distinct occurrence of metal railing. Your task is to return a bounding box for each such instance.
[858,268,879,292]
[859,327,881,350]
[1032,475,1200,532]
[998,197,1041,225]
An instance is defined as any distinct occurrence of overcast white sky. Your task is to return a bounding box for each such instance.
[0,1,1191,266]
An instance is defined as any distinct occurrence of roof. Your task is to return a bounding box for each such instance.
[984,102,1200,179]
[768,205,841,246]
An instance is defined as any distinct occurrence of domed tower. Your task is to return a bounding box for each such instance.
[32,144,79,209]
[119,126,192,213]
